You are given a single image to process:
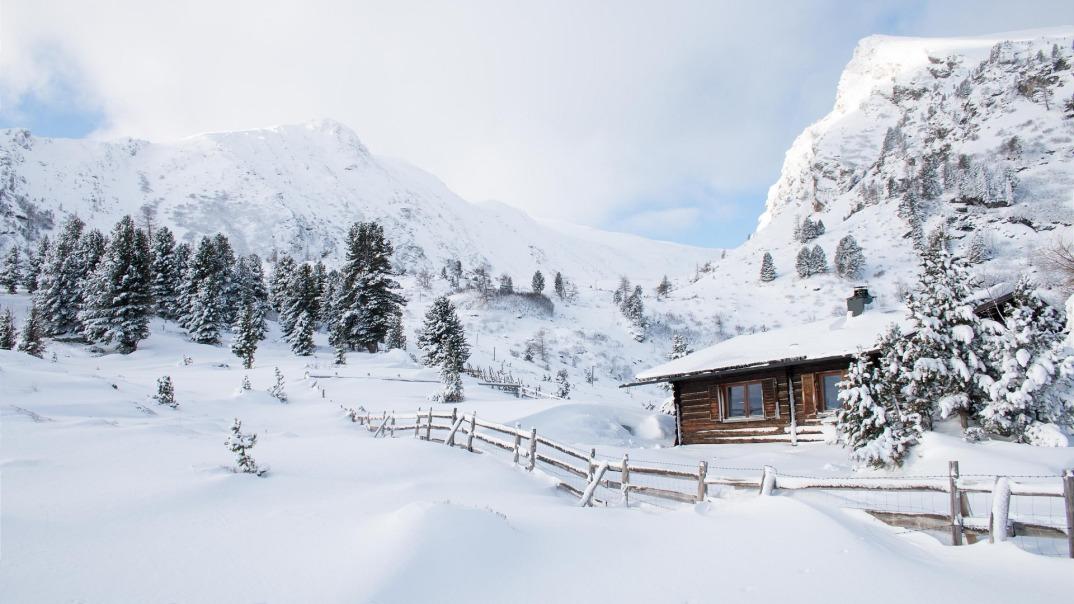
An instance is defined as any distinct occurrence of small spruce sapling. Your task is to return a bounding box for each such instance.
[16,303,45,358]
[240,375,252,391]
[553,272,566,299]
[532,270,545,295]
[226,418,266,476]
[759,252,776,282]
[0,308,16,350]
[554,369,571,399]
[154,375,178,408]
[268,367,288,402]
[1,246,22,293]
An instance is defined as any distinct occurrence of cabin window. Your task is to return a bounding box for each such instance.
[818,371,845,412]
[725,381,764,419]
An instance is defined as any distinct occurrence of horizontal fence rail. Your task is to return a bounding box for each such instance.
[350,407,1074,559]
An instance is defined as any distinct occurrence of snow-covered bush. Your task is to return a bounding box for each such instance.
[759,252,776,282]
[554,369,571,399]
[226,418,266,476]
[268,367,288,403]
[154,375,178,408]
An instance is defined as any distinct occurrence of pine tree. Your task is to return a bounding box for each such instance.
[187,278,223,345]
[437,346,465,403]
[553,272,566,299]
[17,303,45,358]
[918,156,942,199]
[622,287,646,341]
[240,375,252,391]
[226,418,265,476]
[269,255,296,313]
[554,369,571,399]
[337,222,405,352]
[965,232,990,264]
[80,216,153,353]
[0,308,16,349]
[902,246,993,430]
[835,327,920,467]
[815,220,826,236]
[810,245,828,274]
[417,296,470,372]
[23,236,49,294]
[655,275,672,298]
[981,278,1073,440]
[289,310,314,356]
[319,268,342,336]
[154,375,178,408]
[898,189,925,249]
[668,334,693,360]
[498,273,514,294]
[385,312,406,350]
[532,271,545,295]
[77,229,108,280]
[796,246,813,278]
[231,303,260,369]
[759,252,777,282]
[234,254,269,339]
[35,215,85,336]
[268,367,288,403]
[1,246,22,293]
[212,233,240,325]
[834,235,864,279]
[280,263,318,342]
[150,226,180,318]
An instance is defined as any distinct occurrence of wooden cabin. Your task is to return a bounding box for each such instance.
[627,287,1016,445]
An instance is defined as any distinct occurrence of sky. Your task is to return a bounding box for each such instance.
[1,1,1072,248]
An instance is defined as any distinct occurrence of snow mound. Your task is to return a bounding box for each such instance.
[512,403,674,447]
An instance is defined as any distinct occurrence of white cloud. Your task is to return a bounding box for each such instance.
[1,1,1071,244]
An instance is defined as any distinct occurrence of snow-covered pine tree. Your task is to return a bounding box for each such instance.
[385,312,406,350]
[17,303,45,358]
[797,217,818,242]
[498,273,514,294]
[154,375,177,408]
[77,228,108,280]
[902,245,993,430]
[532,270,545,295]
[981,278,1073,440]
[918,156,942,199]
[655,275,672,298]
[834,235,864,279]
[240,375,252,391]
[835,326,920,467]
[234,254,269,339]
[150,226,181,318]
[795,246,813,278]
[226,418,265,476]
[269,254,296,314]
[0,308,15,349]
[417,295,470,372]
[187,277,223,345]
[280,263,318,343]
[1,246,22,293]
[622,287,646,341]
[553,272,566,299]
[337,222,405,353]
[759,252,776,282]
[178,237,215,331]
[231,303,260,369]
[289,310,314,356]
[212,233,239,325]
[319,268,342,335]
[23,236,49,294]
[35,215,85,336]
[554,369,571,399]
[79,216,153,353]
[268,367,288,403]
[898,188,925,250]
[810,245,828,274]
[668,334,693,360]
[815,219,826,236]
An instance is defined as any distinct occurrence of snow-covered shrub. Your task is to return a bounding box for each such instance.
[554,369,571,399]
[759,252,776,282]
[1024,422,1069,448]
[154,375,178,408]
[226,418,266,476]
[268,367,288,403]
[240,375,252,392]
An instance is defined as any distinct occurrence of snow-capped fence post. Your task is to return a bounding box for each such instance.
[621,453,631,507]
[425,407,433,441]
[512,424,522,465]
[587,448,597,482]
[451,407,457,426]
[697,461,708,502]
[948,461,964,546]
[390,411,396,438]
[467,412,476,452]
[579,462,609,508]
[414,407,421,438]
[989,476,1011,544]
[1064,469,1074,558]
[527,428,537,471]
[759,466,776,496]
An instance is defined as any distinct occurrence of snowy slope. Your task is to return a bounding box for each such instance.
[0,119,714,282]
[657,28,1074,341]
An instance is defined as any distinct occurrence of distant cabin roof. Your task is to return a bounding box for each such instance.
[634,310,909,384]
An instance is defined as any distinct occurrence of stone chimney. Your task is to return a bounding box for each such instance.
[846,287,874,317]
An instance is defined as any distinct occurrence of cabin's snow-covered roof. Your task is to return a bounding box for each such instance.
[636,310,908,382]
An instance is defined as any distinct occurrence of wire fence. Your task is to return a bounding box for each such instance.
[352,406,1074,559]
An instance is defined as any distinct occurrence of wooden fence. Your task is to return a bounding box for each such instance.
[352,407,1074,558]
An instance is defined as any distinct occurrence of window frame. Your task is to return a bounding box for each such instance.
[817,370,846,412]
[721,379,766,421]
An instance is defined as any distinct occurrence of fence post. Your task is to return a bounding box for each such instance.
[512,424,522,465]
[588,448,597,482]
[948,461,964,546]
[989,476,1011,544]
[579,462,609,508]
[697,461,708,502]
[390,411,396,438]
[414,407,421,438]
[1063,469,1074,559]
[467,412,476,453]
[760,465,776,496]
[621,453,631,507]
[527,428,537,471]
[451,407,457,426]
[425,407,432,441]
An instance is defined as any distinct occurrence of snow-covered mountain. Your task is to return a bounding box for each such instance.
[0,119,713,283]
[662,28,1074,335]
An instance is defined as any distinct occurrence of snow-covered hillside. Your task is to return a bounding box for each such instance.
[661,28,1074,335]
[0,119,714,282]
